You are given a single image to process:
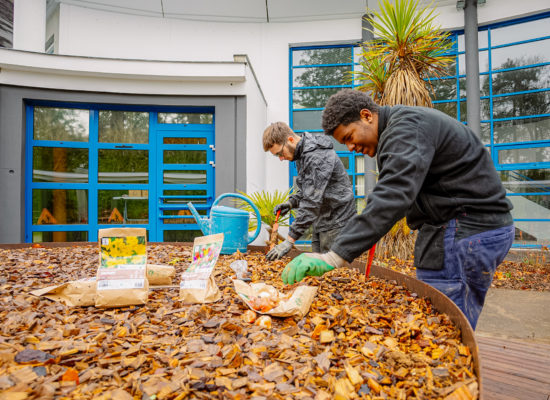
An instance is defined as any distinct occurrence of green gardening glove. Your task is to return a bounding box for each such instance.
[282,251,346,285]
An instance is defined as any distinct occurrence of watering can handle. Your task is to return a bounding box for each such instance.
[212,193,262,245]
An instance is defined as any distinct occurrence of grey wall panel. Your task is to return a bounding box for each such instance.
[0,85,246,243]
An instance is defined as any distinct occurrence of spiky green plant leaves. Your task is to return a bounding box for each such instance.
[355,0,454,106]
[236,189,294,231]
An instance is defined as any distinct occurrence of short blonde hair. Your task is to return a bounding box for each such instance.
[262,122,295,152]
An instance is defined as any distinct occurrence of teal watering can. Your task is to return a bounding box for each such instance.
[187,193,261,254]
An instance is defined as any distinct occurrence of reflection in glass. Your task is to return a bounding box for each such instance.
[293,65,351,87]
[492,92,550,119]
[461,76,489,98]
[434,101,457,119]
[163,170,206,184]
[508,195,550,245]
[32,231,87,243]
[293,110,322,131]
[164,189,207,196]
[164,230,203,242]
[293,88,340,109]
[430,78,458,101]
[98,190,148,225]
[492,64,550,96]
[480,123,491,145]
[32,189,88,227]
[162,209,206,224]
[491,39,550,71]
[500,169,550,194]
[163,137,207,144]
[98,150,149,183]
[34,107,89,142]
[512,221,550,246]
[292,47,352,66]
[494,117,550,143]
[491,18,549,47]
[498,146,550,164]
[158,113,213,124]
[33,147,88,183]
[339,157,349,169]
[99,110,148,144]
[355,156,364,173]
[164,150,206,164]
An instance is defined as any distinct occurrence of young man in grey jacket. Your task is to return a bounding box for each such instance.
[263,122,356,261]
[281,89,515,329]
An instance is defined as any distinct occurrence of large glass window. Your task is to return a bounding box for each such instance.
[428,12,550,247]
[289,44,366,242]
[289,13,550,247]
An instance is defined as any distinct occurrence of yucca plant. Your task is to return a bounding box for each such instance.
[236,189,295,246]
[356,0,453,106]
[355,0,453,261]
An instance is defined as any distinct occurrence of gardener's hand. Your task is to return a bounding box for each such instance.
[266,239,293,261]
[281,251,347,285]
[274,202,292,217]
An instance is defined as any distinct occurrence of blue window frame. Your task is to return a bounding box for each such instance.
[289,11,550,248]
[289,44,366,243]
[430,11,550,248]
[25,101,215,243]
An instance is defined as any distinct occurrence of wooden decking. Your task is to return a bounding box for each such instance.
[477,335,550,400]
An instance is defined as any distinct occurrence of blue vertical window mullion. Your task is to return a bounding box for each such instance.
[149,112,158,241]
[488,27,495,162]
[88,109,98,242]
[24,105,34,242]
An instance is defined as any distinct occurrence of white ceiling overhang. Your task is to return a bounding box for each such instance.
[46,0,461,23]
[0,49,247,95]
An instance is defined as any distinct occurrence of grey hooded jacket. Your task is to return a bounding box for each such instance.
[288,132,356,240]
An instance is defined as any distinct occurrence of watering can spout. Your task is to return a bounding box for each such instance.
[187,202,210,235]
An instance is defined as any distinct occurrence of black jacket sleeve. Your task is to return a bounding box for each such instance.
[331,116,435,262]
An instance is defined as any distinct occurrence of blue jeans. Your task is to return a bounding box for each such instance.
[416,219,515,329]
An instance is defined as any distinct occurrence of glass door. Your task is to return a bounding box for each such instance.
[154,112,215,242]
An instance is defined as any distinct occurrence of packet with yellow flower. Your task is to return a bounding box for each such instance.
[96,227,149,308]
[180,233,224,304]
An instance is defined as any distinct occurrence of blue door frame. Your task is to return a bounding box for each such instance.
[25,101,215,243]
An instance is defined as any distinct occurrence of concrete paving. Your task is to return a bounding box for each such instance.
[476,288,550,343]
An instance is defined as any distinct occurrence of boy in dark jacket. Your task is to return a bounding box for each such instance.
[281,89,514,329]
[263,122,356,261]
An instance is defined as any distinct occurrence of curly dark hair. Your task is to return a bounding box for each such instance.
[322,89,380,136]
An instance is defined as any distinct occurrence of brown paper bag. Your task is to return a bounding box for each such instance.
[179,233,224,304]
[146,264,175,286]
[96,228,149,308]
[233,280,317,318]
[31,278,97,307]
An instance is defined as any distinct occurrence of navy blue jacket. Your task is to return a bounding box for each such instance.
[331,105,513,262]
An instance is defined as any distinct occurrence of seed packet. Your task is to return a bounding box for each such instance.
[95,228,149,308]
[179,233,224,304]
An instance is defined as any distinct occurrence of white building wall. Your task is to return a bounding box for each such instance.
[13,0,46,52]
[54,4,361,194]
